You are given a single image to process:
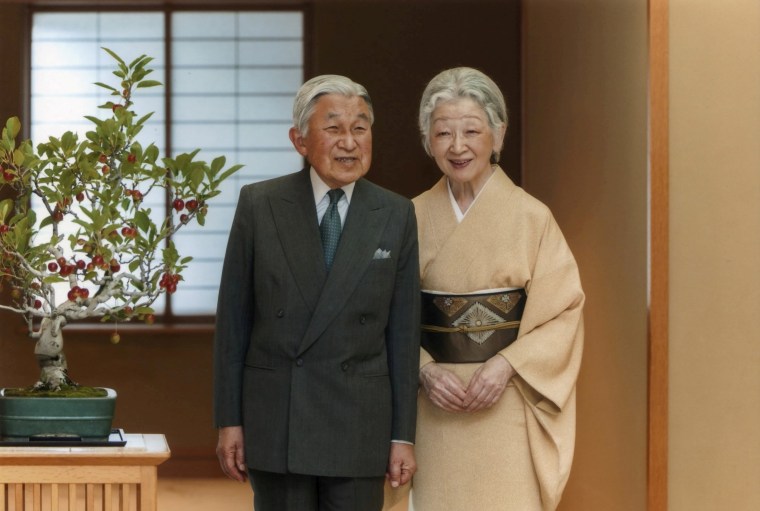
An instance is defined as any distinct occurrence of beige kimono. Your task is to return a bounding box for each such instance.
[395,168,584,511]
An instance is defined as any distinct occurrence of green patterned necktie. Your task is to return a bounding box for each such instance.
[320,188,344,271]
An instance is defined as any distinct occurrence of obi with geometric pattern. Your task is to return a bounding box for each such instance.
[420,289,527,363]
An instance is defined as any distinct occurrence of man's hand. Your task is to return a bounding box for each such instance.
[419,362,468,412]
[216,426,248,482]
[386,442,417,488]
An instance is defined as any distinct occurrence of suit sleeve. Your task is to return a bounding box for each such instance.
[213,186,255,428]
[386,200,421,442]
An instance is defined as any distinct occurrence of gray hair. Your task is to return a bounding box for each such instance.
[418,67,508,161]
[292,74,374,137]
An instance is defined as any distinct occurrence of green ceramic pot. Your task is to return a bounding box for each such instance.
[0,388,116,441]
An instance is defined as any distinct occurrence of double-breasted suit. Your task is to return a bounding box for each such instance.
[214,168,420,478]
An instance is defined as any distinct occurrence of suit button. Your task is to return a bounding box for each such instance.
[296,358,304,367]
[341,362,349,371]
[276,309,285,318]
[360,315,366,324]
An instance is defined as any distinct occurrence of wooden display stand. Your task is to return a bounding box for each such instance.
[0,433,170,511]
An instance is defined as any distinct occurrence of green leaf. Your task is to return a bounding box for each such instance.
[94,82,118,92]
[144,144,159,163]
[13,216,31,252]
[129,54,152,69]
[0,198,13,223]
[60,131,76,153]
[134,210,151,232]
[136,80,162,89]
[5,117,21,138]
[12,148,25,166]
[135,112,155,127]
[217,164,244,182]
[40,215,54,229]
[189,167,204,190]
[84,115,104,127]
[101,47,126,67]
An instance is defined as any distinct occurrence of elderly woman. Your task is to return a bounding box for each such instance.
[409,67,584,511]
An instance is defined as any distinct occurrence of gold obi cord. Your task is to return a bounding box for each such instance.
[420,289,527,363]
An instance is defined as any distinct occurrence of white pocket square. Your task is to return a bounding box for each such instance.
[373,248,392,260]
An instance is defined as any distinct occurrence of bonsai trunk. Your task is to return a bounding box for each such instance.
[33,317,74,390]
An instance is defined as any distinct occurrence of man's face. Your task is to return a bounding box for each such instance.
[289,94,372,188]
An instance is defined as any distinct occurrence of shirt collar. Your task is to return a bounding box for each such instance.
[310,167,355,205]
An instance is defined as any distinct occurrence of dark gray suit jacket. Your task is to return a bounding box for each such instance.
[213,168,420,478]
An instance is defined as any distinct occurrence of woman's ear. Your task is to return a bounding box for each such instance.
[492,122,507,154]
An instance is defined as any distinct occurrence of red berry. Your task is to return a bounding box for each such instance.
[52,210,64,222]
[144,314,155,325]
[173,198,185,212]
[56,257,66,266]
[92,255,104,266]
[3,170,14,182]
[109,259,120,272]
[127,153,136,163]
[180,214,189,224]
[34,299,42,309]
[0,224,9,234]
[76,260,86,270]
[99,154,108,163]
[102,165,110,175]
[186,199,199,212]
[48,262,59,272]
[132,190,143,202]
[76,192,85,202]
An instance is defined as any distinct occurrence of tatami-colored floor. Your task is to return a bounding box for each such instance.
[158,478,252,511]
[157,478,411,511]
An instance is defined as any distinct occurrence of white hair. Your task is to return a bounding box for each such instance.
[292,75,374,136]
[418,67,508,161]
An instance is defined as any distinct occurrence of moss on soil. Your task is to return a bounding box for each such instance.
[2,386,108,398]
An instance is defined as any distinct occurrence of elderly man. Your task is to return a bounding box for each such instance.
[213,74,420,511]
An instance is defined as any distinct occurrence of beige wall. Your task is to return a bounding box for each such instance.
[669,1,760,509]
[522,1,649,509]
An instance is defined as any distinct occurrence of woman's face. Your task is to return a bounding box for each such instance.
[428,98,504,189]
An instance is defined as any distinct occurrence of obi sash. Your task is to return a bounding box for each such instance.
[420,289,527,363]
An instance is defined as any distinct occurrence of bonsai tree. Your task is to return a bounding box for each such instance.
[0,49,241,392]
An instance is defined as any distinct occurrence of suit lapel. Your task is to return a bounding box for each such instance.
[270,169,327,314]
[297,179,390,355]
